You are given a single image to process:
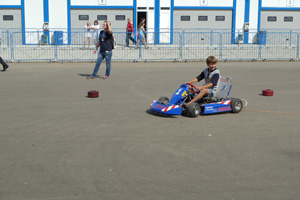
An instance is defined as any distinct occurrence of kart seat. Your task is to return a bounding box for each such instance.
[205,76,233,102]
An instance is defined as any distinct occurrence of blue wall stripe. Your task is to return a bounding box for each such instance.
[43,0,49,44]
[257,0,262,32]
[43,0,49,22]
[0,5,21,8]
[170,0,174,44]
[174,6,234,10]
[231,0,237,44]
[155,0,160,44]
[70,5,134,9]
[21,0,25,45]
[133,0,137,37]
[244,0,250,44]
[262,7,300,10]
[244,0,250,23]
[67,0,71,44]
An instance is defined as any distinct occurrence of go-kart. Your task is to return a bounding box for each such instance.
[150,76,246,117]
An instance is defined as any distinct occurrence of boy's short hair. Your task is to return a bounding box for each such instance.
[206,56,217,65]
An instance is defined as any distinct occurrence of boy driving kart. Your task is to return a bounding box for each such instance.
[185,56,220,107]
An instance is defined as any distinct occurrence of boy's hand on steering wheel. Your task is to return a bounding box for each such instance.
[185,82,191,88]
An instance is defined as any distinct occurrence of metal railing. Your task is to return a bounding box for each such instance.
[1,29,300,62]
[0,29,12,61]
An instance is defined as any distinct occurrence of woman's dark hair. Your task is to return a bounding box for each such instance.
[138,22,144,28]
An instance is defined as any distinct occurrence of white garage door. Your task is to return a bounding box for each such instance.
[173,10,232,31]
[0,9,22,30]
[260,11,300,31]
[71,9,134,30]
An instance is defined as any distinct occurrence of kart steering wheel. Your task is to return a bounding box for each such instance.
[186,83,200,94]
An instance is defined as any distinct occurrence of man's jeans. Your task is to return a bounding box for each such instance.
[126,32,135,46]
[92,51,112,77]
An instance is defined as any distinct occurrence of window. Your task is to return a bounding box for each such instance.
[97,15,107,20]
[267,16,277,22]
[137,7,147,10]
[161,7,170,10]
[115,15,125,20]
[284,16,293,22]
[181,16,190,21]
[3,15,13,21]
[198,16,208,21]
[79,15,89,20]
[215,16,225,21]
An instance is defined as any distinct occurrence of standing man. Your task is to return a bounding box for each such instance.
[126,18,136,47]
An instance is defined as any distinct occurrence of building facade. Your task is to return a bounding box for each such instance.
[1,0,300,44]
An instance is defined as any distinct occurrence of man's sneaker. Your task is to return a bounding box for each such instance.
[103,76,109,80]
[2,65,8,72]
[87,75,94,79]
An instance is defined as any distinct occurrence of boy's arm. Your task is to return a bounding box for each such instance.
[197,74,219,90]
[186,71,204,84]
[187,77,198,84]
[197,83,213,90]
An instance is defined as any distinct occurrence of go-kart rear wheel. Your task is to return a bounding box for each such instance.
[230,98,243,113]
[188,103,201,117]
[158,96,169,103]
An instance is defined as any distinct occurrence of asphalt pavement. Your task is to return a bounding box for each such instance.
[0,61,299,200]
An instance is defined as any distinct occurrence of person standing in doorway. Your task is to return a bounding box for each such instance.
[126,18,136,47]
[87,21,113,80]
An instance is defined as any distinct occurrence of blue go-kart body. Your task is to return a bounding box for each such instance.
[150,83,190,115]
[150,76,244,117]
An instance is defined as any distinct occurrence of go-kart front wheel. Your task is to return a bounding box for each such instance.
[230,98,243,113]
[158,96,169,103]
[188,103,201,117]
